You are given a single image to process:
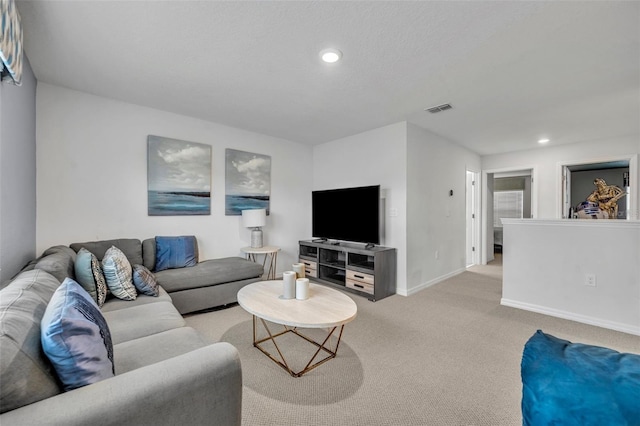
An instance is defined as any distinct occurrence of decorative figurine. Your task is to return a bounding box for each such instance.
[586,178,626,219]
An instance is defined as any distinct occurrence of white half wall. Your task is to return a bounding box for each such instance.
[407,124,481,294]
[313,122,408,295]
[36,84,312,275]
[502,219,640,335]
[482,137,639,219]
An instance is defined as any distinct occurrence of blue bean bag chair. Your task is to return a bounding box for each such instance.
[521,330,640,426]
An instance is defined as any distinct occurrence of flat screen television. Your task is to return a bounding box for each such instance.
[312,185,380,245]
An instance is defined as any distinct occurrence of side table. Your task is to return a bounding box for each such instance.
[241,246,280,280]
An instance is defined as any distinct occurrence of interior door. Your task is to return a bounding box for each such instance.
[466,171,478,266]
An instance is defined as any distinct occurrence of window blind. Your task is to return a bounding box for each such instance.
[494,190,523,227]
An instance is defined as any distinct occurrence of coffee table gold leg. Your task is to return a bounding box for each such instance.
[252,316,346,377]
[253,316,295,376]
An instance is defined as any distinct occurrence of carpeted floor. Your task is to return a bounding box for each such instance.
[185,257,640,425]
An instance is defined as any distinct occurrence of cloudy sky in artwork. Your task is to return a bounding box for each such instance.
[148,135,211,192]
[225,149,271,196]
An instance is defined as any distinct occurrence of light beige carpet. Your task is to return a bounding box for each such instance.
[185,258,639,425]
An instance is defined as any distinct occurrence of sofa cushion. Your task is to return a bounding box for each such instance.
[155,236,198,272]
[102,302,186,345]
[0,270,62,413]
[102,246,137,301]
[154,257,263,293]
[100,286,172,313]
[70,238,143,266]
[34,246,76,283]
[74,248,108,307]
[113,327,208,375]
[132,264,159,296]
[41,278,115,391]
[521,330,640,426]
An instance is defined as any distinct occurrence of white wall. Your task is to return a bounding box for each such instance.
[502,219,640,335]
[36,84,312,275]
[0,56,37,283]
[313,122,408,294]
[406,124,481,294]
[482,137,639,219]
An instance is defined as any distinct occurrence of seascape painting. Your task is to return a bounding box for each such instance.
[148,135,211,216]
[225,149,271,215]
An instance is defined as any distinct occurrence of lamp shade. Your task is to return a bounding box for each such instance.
[242,209,266,228]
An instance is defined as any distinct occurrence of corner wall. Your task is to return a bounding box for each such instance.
[36,84,312,275]
[312,122,408,294]
[406,124,481,294]
[0,56,37,283]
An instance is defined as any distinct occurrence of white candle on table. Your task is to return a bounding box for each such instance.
[292,263,305,279]
[296,278,310,300]
[282,271,296,299]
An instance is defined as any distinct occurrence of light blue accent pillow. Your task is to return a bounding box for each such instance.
[74,248,108,307]
[102,246,137,301]
[74,248,97,299]
[155,236,197,272]
[41,278,114,391]
[521,330,640,426]
[132,264,159,296]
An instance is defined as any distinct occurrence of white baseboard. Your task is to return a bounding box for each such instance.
[404,267,466,296]
[501,298,640,336]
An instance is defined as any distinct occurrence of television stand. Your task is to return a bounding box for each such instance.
[298,240,397,302]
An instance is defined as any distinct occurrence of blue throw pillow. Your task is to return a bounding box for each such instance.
[41,278,115,391]
[132,264,159,296]
[154,236,197,272]
[521,330,640,426]
[74,248,108,307]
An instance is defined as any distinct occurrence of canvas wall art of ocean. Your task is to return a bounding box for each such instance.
[147,135,211,216]
[225,148,271,215]
[225,195,269,215]
[148,191,210,216]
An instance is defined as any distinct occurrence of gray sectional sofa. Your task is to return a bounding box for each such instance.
[0,238,264,424]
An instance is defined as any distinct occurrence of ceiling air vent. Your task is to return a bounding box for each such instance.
[425,103,452,113]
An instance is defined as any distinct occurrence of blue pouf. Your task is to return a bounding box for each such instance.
[521,330,640,426]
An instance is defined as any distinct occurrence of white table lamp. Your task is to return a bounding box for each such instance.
[242,208,267,248]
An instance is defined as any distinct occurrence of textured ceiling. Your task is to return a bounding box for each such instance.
[15,1,640,155]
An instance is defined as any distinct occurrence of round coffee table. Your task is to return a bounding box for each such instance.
[237,280,357,377]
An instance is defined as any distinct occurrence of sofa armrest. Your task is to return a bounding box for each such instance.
[0,343,242,426]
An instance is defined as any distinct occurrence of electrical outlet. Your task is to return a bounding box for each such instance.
[389,208,398,217]
[585,273,596,287]
[435,250,439,259]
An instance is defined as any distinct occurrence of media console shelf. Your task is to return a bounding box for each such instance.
[299,240,397,301]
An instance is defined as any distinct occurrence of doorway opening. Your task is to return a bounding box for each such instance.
[560,156,636,220]
[481,167,536,264]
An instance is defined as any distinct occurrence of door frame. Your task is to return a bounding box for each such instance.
[481,165,538,265]
[556,154,638,220]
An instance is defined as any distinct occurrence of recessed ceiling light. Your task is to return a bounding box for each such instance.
[538,138,550,144]
[320,48,342,63]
